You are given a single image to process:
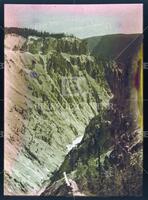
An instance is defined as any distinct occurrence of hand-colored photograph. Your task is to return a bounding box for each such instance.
[4,4,143,196]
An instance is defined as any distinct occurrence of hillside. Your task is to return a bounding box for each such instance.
[84,35,102,53]
[42,34,143,196]
[85,34,142,62]
[4,30,143,196]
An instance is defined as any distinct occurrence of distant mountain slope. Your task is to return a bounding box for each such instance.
[85,34,143,61]
[84,36,102,53]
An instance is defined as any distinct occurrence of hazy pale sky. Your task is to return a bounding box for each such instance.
[5,4,143,38]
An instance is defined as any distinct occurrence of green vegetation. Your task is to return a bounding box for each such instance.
[5,27,74,39]
[5,29,143,196]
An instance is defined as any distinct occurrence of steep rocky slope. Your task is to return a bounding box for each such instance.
[4,33,111,195]
[42,34,143,196]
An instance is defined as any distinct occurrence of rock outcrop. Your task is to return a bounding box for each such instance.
[4,33,111,195]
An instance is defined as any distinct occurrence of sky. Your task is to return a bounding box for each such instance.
[5,4,143,38]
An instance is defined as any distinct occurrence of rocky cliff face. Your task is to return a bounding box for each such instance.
[4,33,111,195]
[41,34,143,196]
[4,32,143,196]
